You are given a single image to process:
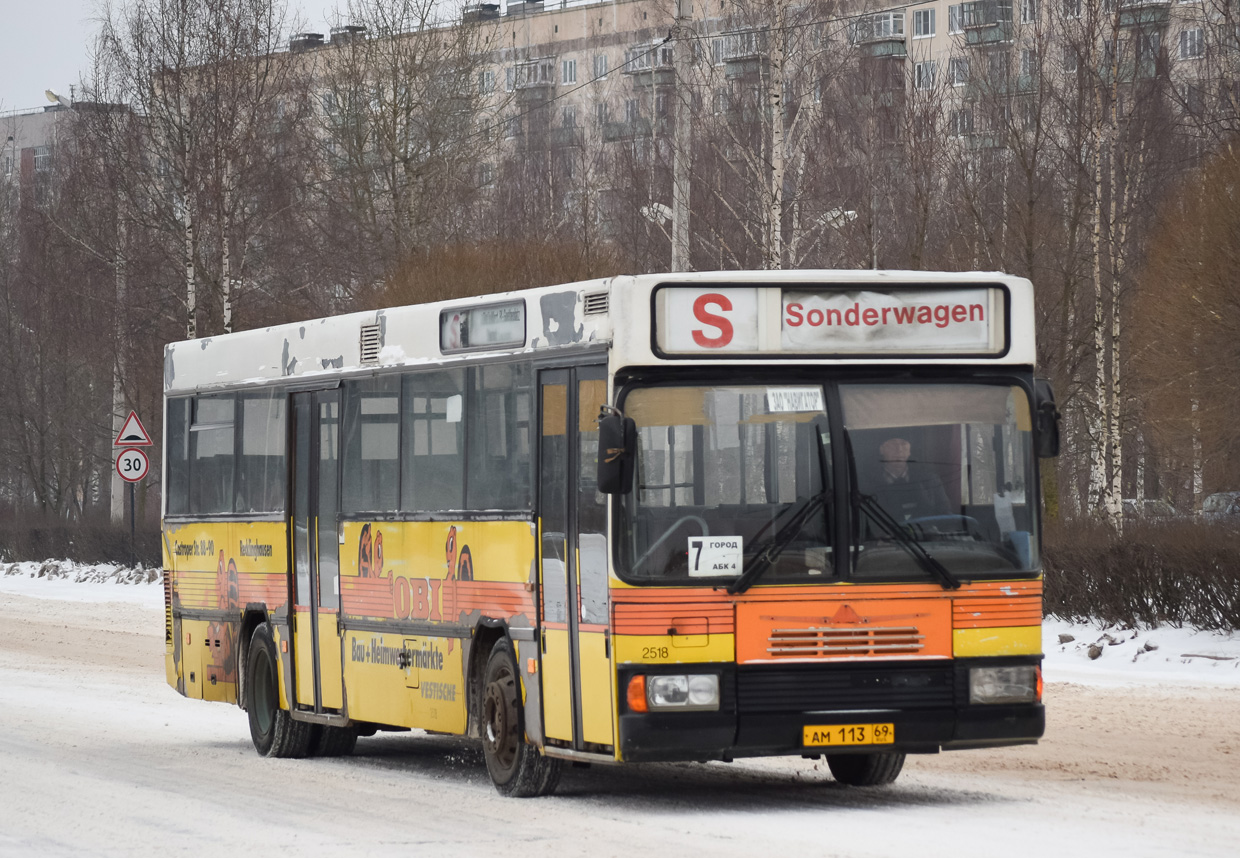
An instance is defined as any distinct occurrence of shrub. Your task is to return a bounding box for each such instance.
[1043,519,1240,631]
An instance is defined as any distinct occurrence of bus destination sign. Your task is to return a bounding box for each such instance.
[655,285,1005,356]
[440,300,526,353]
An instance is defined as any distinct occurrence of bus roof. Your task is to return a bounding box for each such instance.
[164,270,1036,395]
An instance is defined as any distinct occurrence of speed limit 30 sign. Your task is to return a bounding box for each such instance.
[116,447,150,483]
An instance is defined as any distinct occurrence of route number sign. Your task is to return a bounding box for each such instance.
[116,448,150,483]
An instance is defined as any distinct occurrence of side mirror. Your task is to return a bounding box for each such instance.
[597,412,636,494]
[1033,377,1060,459]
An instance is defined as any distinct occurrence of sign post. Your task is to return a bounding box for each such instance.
[114,412,152,568]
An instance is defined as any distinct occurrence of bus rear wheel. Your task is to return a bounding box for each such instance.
[246,623,312,758]
[826,751,906,786]
[481,638,561,797]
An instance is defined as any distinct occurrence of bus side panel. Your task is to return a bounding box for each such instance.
[338,520,537,734]
[163,520,291,705]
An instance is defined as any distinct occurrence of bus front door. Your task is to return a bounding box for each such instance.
[290,389,344,714]
[538,367,614,753]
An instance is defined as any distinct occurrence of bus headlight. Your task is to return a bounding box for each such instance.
[635,674,720,711]
[969,665,1040,705]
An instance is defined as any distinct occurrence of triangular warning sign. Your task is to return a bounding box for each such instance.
[114,411,153,447]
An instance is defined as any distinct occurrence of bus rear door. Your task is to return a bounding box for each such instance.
[290,389,345,714]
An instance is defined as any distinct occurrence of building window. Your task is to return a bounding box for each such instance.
[479,163,494,187]
[1020,48,1035,77]
[505,67,515,92]
[913,8,936,38]
[950,108,974,137]
[713,88,730,114]
[655,93,668,116]
[1063,0,1081,18]
[915,60,937,90]
[563,105,577,127]
[950,55,970,85]
[625,98,640,123]
[479,69,495,94]
[1180,28,1204,60]
[594,54,608,78]
[562,59,577,84]
[948,4,963,33]
[1020,0,1038,24]
[596,102,609,126]
[1063,46,1079,74]
[989,50,1009,79]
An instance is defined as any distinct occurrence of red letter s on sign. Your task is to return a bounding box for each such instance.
[692,293,734,348]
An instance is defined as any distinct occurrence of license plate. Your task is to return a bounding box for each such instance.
[803,723,895,747]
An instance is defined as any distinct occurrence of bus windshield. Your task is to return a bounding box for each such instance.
[617,380,1038,584]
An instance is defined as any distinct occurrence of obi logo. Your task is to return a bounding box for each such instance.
[692,293,734,348]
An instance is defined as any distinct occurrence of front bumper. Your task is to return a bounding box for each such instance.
[617,657,1044,763]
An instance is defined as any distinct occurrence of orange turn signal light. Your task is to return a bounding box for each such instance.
[627,675,648,713]
[1035,666,1044,702]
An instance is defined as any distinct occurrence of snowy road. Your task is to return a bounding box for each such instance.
[1,580,1238,858]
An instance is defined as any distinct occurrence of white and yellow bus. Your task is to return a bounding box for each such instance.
[162,270,1059,796]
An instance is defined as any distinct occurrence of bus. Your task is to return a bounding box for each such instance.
[161,270,1059,796]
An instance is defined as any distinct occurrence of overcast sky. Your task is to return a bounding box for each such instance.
[0,1,345,113]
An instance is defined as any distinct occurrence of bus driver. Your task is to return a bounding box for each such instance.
[873,437,952,523]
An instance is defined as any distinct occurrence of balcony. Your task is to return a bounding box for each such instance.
[549,126,584,148]
[602,117,652,142]
[510,59,556,93]
[852,14,907,58]
[1119,0,1171,29]
[961,1,1014,46]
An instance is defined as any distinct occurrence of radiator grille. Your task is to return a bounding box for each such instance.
[737,663,955,713]
[767,625,924,658]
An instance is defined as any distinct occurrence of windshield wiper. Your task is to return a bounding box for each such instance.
[728,426,832,596]
[852,491,961,591]
[727,490,829,595]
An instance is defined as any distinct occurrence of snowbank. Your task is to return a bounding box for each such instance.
[2,561,1237,687]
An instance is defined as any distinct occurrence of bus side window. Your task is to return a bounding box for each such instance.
[166,398,191,516]
[466,363,532,511]
[402,369,466,512]
[190,395,235,515]
[236,393,286,514]
[342,376,400,513]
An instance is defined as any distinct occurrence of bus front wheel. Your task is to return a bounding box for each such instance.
[826,752,906,786]
[481,638,561,797]
[246,623,312,758]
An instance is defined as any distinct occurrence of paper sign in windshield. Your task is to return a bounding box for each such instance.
[766,387,825,413]
[688,536,744,577]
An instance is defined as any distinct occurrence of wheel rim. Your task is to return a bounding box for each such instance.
[483,667,519,779]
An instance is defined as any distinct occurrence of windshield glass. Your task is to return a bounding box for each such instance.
[842,382,1038,578]
[619,385,833,582]
[616,379,1038,584]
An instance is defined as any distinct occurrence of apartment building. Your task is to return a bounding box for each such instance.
[433,0,1225,149]
[1,104,65,209]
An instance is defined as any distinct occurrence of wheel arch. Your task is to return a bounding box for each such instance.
[236,605,271,711]
[467,620,509,739]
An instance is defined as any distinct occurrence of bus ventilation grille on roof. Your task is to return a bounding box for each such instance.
[360,323,381,364]
[583,291,609,315]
